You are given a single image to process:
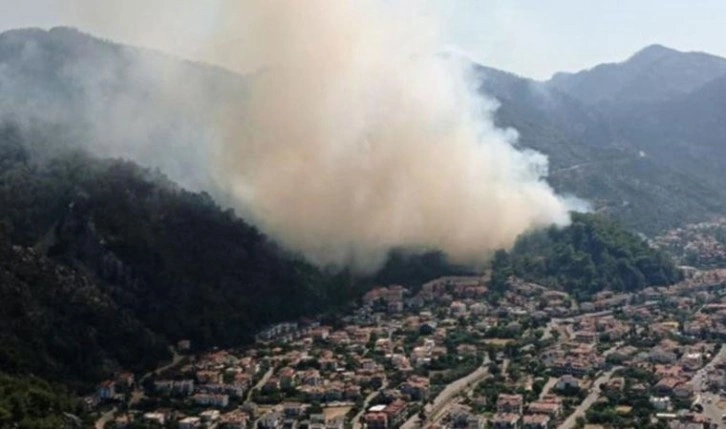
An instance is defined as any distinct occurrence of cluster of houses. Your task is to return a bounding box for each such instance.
[363,400,410,429]
[490,393,563,429]
[95,269,726,429]
[653,218,726,267]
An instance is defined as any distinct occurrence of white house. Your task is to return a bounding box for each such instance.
[649,396,671,411]
[556,375,580,390]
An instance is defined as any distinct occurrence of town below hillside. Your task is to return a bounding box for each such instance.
[654,218,726,269]
[94,268,726,429]
[3,24,726,429]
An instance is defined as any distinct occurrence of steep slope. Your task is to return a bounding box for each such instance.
[0,235,170,389]
[478,61,726,234]
[549,44,726,105]
[624,73,726,153]
[0,125,465,389]
[476,65,612,169]
[0,373,87,427]
[602,72,726,189]
[0,26,243,191]
[492,213,683,300]
[0,126,351,350]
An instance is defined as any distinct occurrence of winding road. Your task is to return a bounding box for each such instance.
[539,377,558,400]
[141,347,184,383]
[247,366,274,403]
[400,356,493,429]
[557,367,621,429]
[94,407,116,429]
[95,346,184,429]
[352,382,389,429]
[692,345,726,427]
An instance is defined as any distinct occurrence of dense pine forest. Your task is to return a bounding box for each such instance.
[491,213,683,300]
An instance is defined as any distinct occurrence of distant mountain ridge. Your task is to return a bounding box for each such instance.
[1,27,725,234]
[0,26,245,192]
[548,44,726,105]
[475,44,726,234]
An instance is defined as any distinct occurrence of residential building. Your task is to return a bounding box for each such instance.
[522,414,550,429]
[142,412,165,425]
[193,393,229,408]
[258,412,283,429]
[650,396,672,411]
[527,396,562,418]
[201,410,221,423]
[364,412,388,429]
[220,410,250,429]
[491,413,521,429]
[496,394,524,415]
[383,400,408,428]
[401,376,430,401]
[179,417,202,429]
[555,375,580,390]
[573,331,598,344]
[97,380,116,400]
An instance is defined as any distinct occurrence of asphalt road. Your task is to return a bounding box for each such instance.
[247,366,274,403]
[353,382,389,429]
[700,392,725,428]
[539,377,558,400]
[542,319,561,341]
[96,347,184,428]
[94,407,116,429]
[693,345,726,427]
[400,357,491,429]
[557,367,621,429]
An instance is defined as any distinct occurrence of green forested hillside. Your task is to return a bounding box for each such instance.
[477,45,726,235]
[548,44,726,105]
[0,373,88,429]
[491,213,683,300]
[0,126,349,382]
[0,235,169,388]
[0,125,465,390]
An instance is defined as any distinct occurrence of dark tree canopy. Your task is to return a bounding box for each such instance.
[493,213,683,300]
[0,126,465,390]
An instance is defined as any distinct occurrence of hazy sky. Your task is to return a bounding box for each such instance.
[0,0,725,80]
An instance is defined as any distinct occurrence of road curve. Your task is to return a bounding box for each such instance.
[401,357,491,429]
[557,367,621,429]
[353,383,389,429]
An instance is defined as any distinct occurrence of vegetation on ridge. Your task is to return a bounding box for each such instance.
[491,213,683,300]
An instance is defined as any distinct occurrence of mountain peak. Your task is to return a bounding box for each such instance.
[628,44,680,63]
[548,43,726,105]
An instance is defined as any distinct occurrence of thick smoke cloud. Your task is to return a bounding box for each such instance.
[1,1,579,271]
[206,1,576,269]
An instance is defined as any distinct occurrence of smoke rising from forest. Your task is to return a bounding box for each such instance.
[202,1,576,269]
[1,1,580,270]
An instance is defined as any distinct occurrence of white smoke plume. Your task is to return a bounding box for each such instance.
[0,1,579,271]
[205,1,576,269]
